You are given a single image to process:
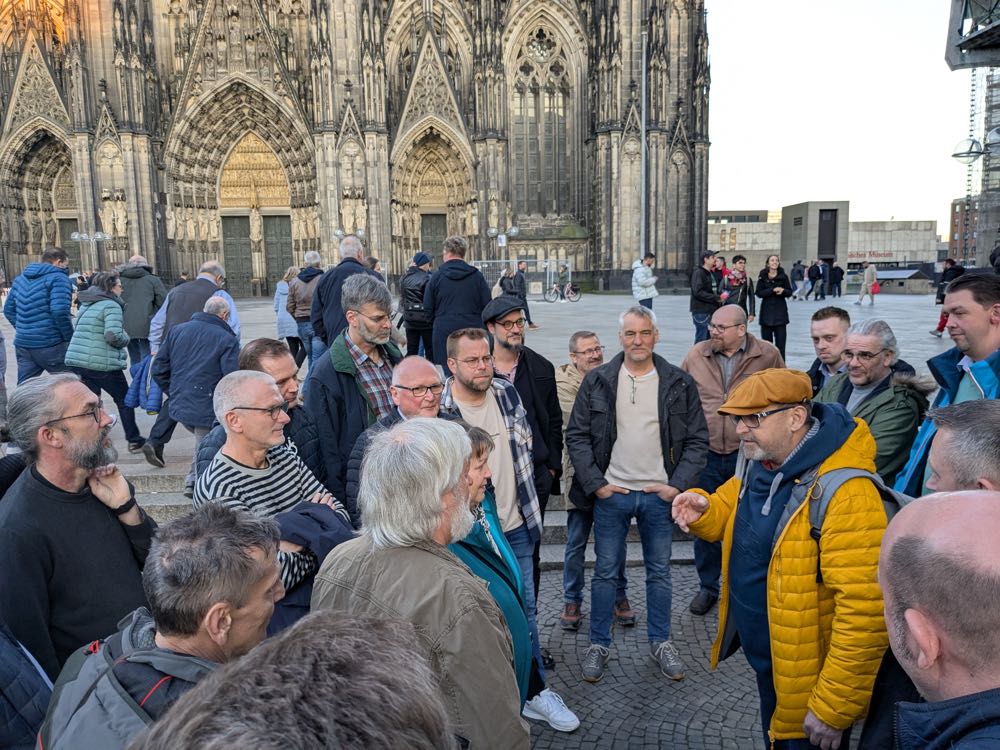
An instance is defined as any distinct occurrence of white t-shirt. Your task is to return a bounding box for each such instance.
[604,365,670,490]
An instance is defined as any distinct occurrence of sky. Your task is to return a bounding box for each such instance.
[706,0,972,235]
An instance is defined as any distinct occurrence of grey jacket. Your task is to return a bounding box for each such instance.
[311,537,529,749]
[119,266,166,339]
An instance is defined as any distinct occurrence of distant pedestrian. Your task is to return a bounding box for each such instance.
[690,250,721,344]
[399,252,435,360]
[829,262,844,297]
[310,235,379,351]
[929,258,965,337]
[118,255,166,368]
[711,255,728,293]
[719,254,755,322]
[3,247,74,383]
[557,263,570,302]
[790,260,805,299]
[286,251,324,369]
[805,260,821,300]
[366,256,385,283]
[174,271,190,286]
[632,253,659,309]
[817,259,829,300]
[755,254,791,359]
[274,266,304,368]
[513,260,540,328]
[856,261,878,305]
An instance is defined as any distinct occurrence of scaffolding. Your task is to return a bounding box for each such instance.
[981,66,1000,265]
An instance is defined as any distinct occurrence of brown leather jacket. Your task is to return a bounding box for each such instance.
[680,333,785,455]
[286,274,321,320]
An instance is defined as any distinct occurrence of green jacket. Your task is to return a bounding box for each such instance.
[815,371,934,485]
[64,289,129,372]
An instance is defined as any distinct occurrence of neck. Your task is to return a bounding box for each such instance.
[221,438,269,469]
[452,380,489,406]
[969,333,1000,362]
[573,363,589,378]
[349,328,378,358]
[721,338,745,358]
[35,458,89,493]
[493,345,519,369]
[154,632,222,663]
[623,357,655,377]
[197,274,218,285]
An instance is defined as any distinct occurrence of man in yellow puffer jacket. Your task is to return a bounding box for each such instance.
[673,369,888,749]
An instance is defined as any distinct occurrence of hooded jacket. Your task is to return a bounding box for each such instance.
[631,259,659,301]
[118,265,166,339]
[3,262,74,348]
[895,688,1000,749]
[309,258,379,344]
[287,266,323,320]
[689,404,888,742]
[64,287,130,372]
[422,259,491,368]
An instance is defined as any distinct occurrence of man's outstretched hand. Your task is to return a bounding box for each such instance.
[671,492,709,532]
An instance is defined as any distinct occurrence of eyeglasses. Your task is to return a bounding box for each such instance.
[728,404,801,429]
[393,383,445,398]
[350,309,391,326]
[840,348,887,363]
[709,323,744,332]
[45,400,109,426]
[232,402,290,420]
[572,345,606,357]
[496,317,527,331]
[456,355,494,369]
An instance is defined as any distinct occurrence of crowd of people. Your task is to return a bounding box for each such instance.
[2,237,1000,749]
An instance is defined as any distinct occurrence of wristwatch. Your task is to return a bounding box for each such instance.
[111,497,138,516]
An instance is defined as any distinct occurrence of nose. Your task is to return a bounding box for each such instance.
[277,409,291,426]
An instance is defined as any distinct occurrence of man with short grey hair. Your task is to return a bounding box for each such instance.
[310,235,380,349]
[119,254,166,367]
[0,373,156,681]
[312,418,529,749]
[305,273,402,501]
[287,250,325,370]
[39,504,284,749]
[926,400,1000,492]
[816,319,932,484]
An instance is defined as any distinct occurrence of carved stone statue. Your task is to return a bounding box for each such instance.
[165,205,176,239]
[43,213,56,244]
[340,193,355,235]
[249,206,263,242]
[391,201,401,236]
[197,207,209,240]
[488,194,499,231]
[185,206,196,241]
[99,199,115,235]
[209,210,220,240]
[470,198,479,235]
[113,199,128,237]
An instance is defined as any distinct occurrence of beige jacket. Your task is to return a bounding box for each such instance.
[555,362,584,486]
[863,264,878,286]
[680,333,785,455]
[311,537,529,749]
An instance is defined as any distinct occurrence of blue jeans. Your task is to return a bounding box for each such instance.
[692,313,711,344]
[15,342,69,384]
[505,523,546,681]
[591,490,673,646]
[296,321,316,368]
[126,338,151,370]
[694,450,739,597]
[563,507,627,605]
[755,669,853,749]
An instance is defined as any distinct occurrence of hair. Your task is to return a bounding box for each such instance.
[465,425,495,458]
[339,235,363,259]
[179,270,190,277]
[198,260,226,278]
[282,265,299,283]
[442,235,468,258]
[213,370,278,427]
[732,254,747,264]
[618,304,657,329]
[945,272,1000,307]
[41,246,67,264]
[847,318,898,361]
[239,338,292,371]
[366,256,381,272]
[446,326,488,360]
[883,534,1000,672]
[303,250,322,267]
[203,296,229,317]
[568,330,599,353]
[928,401,1000,488]
[7,372,82,464]
[643,252,656,260]
[764,254,780,267]
[129,611,455,750]
[811,306,851,325]
[142,505,280,637]
[716,256,726,263]
[359,419,471,550]
[943,258,956,267]
[128,255,148,266]
[90,271,120,294]
[340,273,391,315]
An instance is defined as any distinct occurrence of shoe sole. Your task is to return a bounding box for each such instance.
[581,672,604,683]
[560,620,581,632]
[615,615,637,627]
[142,447,165,468]
[521,707,580,732]
[128,445,144,454]
[651,654,685,681]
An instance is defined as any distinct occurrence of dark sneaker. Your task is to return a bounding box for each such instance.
[128,440,146,453]
[581,644,610,683]
[929,329,943,338]
[651,640,685,680]
[689,590,719,616]
[560,602,583,631]
[541,648,556,670]
[142,442,165,468]
[183,485,194,499]
[614,598,637,627]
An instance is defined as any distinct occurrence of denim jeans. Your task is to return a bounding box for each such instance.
[126,338,151,370]
[296,320,316,368]
[691,313,711,344]
[505,523,546,681]
[591,490,673,646]
[15,342,69,384]
[694,450,739,597]
[75,368,143,444]
[563,507,627,605]
[182,424,210,489]
[755,669,853,749]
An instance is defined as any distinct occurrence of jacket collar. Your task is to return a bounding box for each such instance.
[329,330,401,375]
[592,351,679,389]
[896,688,1000,749]
[927,345,1000,394]
[190,311,234,334]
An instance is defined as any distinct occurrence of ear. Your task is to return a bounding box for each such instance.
[978,477,1000,492]
[203,602,232,647]
[990,303,1000,325]
[223,411,243,434]
[37,425,65,451]
[905,608,941,671]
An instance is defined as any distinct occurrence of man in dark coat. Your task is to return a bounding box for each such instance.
[399,252,435,360]
[309,235,379,352]
[513,260,540,330]
[829,263,845,298]
[119,255,167,368]
[422,235,491,374]
[690,250,721,345]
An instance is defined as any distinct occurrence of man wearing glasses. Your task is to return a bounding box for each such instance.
[680,304,784,617]
[566,305,708,684]
[343,355,456,528]
[0,373,156,681]
[673,369,888,750]
[815,320,931,485]
[195,370,350,593]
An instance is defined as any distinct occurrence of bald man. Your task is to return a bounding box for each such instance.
[880,491,1000,748]
[343,356,456,527]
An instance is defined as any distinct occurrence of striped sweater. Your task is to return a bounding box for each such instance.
[194,444,349,589]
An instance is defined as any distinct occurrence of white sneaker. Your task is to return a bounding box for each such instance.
[522,688,581,732]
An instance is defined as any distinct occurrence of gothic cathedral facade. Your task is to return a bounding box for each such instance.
[0,0,709,295]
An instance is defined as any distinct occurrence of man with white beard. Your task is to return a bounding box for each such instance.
[311,418,528,749]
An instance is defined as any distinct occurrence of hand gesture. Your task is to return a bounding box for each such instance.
[310,491,336,507]
[748,314,756,323]
[803,710,844,750]
[774,287,785,295]
[643,483,680,502]
[671,492,709,532]
[88,464,130,510]
[595,483,629,499]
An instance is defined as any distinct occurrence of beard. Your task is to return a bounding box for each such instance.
[359,317,391,346]
[709,338,724,353]
[448,490,476,542]
[496,336,522,355]
[67,429,118,471]
[741,440,771,463]
[455,370,491,393]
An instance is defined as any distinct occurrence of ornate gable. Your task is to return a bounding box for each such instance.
[94,100,120,146]
[395,29,466,142]
[336,89,364,147]
[3,32,70,135]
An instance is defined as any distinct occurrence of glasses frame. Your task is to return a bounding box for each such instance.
[496,317,527,331]
[728,404,802,429]
[840,348,888,363]
[232,402,290,420]
[349,308,391,326]
[456,355,495,369]
[45,400,106,426]
[392,383,445,398]
[709,322,745,333]
[572,345,606,357]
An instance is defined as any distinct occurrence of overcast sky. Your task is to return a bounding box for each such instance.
[706,0,971,235]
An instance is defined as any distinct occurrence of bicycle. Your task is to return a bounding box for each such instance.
[544,282,581,303]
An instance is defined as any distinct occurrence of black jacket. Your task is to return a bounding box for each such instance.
[506,347,562,490]
[807,263,822,282]
[399,267,433,329]
[936,264,966,302]
[830,265,844,284]
[119,266,166,339]
[309,258,380,345]
[0,621,50,749]
[513,269,527,299]
[689,266,721,314]
[755,268,791,327]
[565,352,709,511]
[423,259,491,368]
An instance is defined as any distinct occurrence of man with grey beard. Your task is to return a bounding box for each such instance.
[0,373,156,680]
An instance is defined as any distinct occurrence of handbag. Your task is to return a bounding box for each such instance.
[871,281,881,295]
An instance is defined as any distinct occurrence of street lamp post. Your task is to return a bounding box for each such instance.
[69,231,112,271]
[487,224,519,259]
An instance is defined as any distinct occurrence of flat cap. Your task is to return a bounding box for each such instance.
[413,252,432,266]
[481,295,525,325]
[718,368,812,416]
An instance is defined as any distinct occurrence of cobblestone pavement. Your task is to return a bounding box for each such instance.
[529,566,762,749]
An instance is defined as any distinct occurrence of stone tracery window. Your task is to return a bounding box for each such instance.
[511,27,571,217]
